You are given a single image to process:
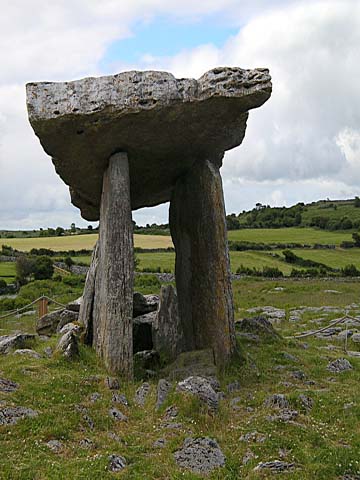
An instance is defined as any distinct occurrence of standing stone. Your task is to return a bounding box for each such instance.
[153,285,185,361]
[93,153,134,378]
[170,159,236,366]
[79,241,99,345]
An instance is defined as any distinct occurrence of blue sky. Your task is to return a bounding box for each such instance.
[101,16,239,70]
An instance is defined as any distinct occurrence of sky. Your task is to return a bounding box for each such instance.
[0,0,359,229]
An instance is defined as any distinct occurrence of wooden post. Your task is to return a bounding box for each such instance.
[38,297,48,319]
[93,152,134,379]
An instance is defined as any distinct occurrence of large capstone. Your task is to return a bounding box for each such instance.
[26,67,271,220]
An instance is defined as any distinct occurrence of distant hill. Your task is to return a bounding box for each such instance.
[226,197,360,231]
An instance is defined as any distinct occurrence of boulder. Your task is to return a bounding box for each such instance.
[13,349,41,359]
[108,455,127,473]
[55,331,79,359]
[134,382,150,406]
[0,406,38,425]
[26,67,271,220]
[59,322,83,335]
[66,297,83,312]
[155,379,172,411]
[174,437,226,474]
[236,316,281,339]
[36,309,78,336]
[177,376,219,411]
[133,292,158,317]
[0,378,19,392]
[264,394,290,410]
[327,358,353,373]
[0,333,35,354]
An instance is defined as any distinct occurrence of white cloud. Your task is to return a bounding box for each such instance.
[1,0,360,227]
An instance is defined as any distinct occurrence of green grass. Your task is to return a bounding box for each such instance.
[294,248,360,269]
[228,227,353,245]
[0,262,16,283]
[1,278,360,478]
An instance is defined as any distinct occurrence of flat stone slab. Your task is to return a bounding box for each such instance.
[26,67,271,220]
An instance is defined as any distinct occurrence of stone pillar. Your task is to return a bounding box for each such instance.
[169,159,236,367]
[93,152,134,378]
[79,240,99,345]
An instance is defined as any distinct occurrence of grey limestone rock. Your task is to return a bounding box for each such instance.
[55,331,79,359]
[254,460,296,472]
[46,439,63,453]
[109,407,128,422]
[112,393,129,407]
[13,349,41,359]
[174,437,226,474]
[155,379,172,411]
[0,377,19,392]
[327,358,353,373]
[264,394,290,410]
[0,333,35,354]
[104,377,120,390]
[134,382,150,406]
[176,376,219,411]
[108,454,127,472]
[0,406,38,425]
[26,67,271,220]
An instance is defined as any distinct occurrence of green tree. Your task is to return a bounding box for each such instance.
[64,256,74,269]
[33,256,54,280]
[354,196,360,208]
[16,256,35,285]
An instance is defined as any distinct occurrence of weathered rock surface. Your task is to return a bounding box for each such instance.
[164,349,217,380]
[109,407,128,422]
[46,439,63,453]
[236,316,281,340]
[55,331,79,359]
[170,159,236,366]
[264,394,290,410]
[59,323,83,335]
[108,454,127,472]
[0,333,35,354]
[254,460,295,472]
[134,382,150,406]
[133,292,158,317]
[26,67,271,220]
[327,358,353,373]
[177,376,219,411]
[153,285,186,361]
[13,349,41,359]
[0,378,19,392]
[174,437,226,474]
[66,297,82,312]
[155,379,172,411]
[104,377,120,390]
[36,309,78,336]
[0,406,38,425]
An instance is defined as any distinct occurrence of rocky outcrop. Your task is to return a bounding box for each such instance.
[26,67,271,220]
[176,376,220,411]
[55,331,79,359]
[0,406,38,425]
[0,333,35,354]
[174,437,226,474]
[36,309,78,336]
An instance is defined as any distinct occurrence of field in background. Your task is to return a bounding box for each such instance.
[228,227,353,245]
[1,233,173,251]
[0,262,16,283]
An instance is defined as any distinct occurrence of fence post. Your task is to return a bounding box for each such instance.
[38,296,48,319]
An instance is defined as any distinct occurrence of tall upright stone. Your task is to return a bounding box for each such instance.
[93,153,134,378]
[170,159,236,367]
[79,240,99,345]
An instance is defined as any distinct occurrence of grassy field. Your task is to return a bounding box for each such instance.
[1,234,173,252]
[1,278,360,478]
[0,262,16,284]
[228,227,353,245]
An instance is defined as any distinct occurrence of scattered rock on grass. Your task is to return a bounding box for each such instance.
[104,377,120,390]
[177,376,219,412]
[109,407,128,422]
[13,349,41,359]
[239,431,267,443]
[112,393,129,406]
[327,358,353,373]
[298,394,314,411]
[155,379,172,411]
[46,439,63,453]
[108,454,127,472]
[264,394,290,409]
[0,333,35,355]
[0,406,38,425]
[55,331,79,359]
[89,392,101,403]
[0,377,19,392]
[254,460,295,472]
[174,437,226,474]
[153,438,167,448]
[134,382,150,406]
